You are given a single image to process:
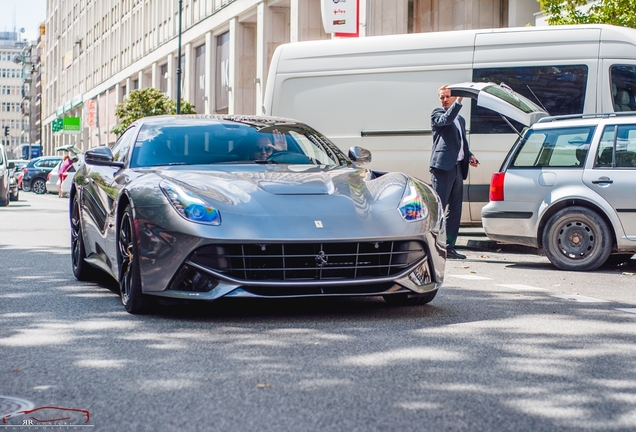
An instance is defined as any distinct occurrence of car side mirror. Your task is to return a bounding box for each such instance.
[8,161,15,169]
[84,147,125,168]
[348,146,372,165]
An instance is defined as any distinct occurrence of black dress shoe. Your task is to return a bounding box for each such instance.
[447,248,466,260]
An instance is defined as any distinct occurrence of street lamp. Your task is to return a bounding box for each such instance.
[176,0,183,114]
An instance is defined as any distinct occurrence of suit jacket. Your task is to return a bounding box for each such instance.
[430,101,472,180]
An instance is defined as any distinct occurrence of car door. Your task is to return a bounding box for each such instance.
[80,126,138,269]
[582,123,636,240]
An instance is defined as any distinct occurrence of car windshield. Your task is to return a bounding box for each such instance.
[510,126,596,168]
[130,119,352,168]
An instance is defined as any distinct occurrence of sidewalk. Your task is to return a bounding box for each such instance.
[455,226,540,255]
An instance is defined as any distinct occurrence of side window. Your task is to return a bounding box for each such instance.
[610,65,636,112]
[596,124,636,168]
[111,126,137,163]
[472,65,588,134]
[511,126,595,168]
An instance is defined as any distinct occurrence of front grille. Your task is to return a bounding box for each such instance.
[188,241,427,281]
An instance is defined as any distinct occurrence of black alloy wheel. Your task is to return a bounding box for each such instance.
[118,205,152,314]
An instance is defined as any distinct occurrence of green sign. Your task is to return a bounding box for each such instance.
[52,117,81,134]
[51,118,63,133]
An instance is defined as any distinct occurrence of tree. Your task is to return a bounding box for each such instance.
[539,0,636,28]
[111,88,196,136]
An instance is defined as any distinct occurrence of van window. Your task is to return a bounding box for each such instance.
[511,126,595,168]
[610,65,636,112]
[472,65,588,134]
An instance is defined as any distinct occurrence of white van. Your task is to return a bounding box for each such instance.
[262,24,636,224]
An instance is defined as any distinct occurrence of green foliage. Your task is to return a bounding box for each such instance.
[111,88,196,136]
[539,0,636,28]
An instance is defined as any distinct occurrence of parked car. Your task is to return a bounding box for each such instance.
[22,156,63,194]
[71,115,449,314]
[482,112,636,271]
[8,160,28,201]
[46,157,80,197]
[0,146,13,206]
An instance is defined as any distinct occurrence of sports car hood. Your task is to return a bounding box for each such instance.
[151,164,410,213]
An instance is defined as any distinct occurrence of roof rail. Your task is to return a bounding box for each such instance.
[537,112,636,123]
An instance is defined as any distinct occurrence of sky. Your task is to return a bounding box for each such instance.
[0,0,47,43]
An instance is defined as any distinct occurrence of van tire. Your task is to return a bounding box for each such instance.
[542,206,612,271]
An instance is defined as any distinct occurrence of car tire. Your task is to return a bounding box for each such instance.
[71,194,98,281]
[383,290,437,306]
[32,178,47,194]
[542,206,612,271]
[0,190,8,207]
[10,189,19,201]
[118,204,153,314]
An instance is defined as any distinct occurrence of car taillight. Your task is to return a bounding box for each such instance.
[47,172,51,180]
[489,172,505,201]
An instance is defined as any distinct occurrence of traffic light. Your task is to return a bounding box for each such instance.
[3,126,8,136]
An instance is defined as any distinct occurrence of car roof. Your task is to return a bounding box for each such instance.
[534,112,636,128]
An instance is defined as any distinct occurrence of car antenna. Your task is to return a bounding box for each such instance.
[526,85,550,115]
[499,114,523,139]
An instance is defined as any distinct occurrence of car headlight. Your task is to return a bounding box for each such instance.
[160,180,221,225]
[398,180,429,222]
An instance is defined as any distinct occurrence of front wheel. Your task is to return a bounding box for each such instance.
[542,206,612,271]
[383,290,438,306]
[10,189,19,201]
[118,205,153,314]
[32,178,47,194]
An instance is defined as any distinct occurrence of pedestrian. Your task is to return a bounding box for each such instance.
[57,154,73,197]
[430,85,479,260]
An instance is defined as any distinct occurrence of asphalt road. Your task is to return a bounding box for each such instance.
[1,192,636,431]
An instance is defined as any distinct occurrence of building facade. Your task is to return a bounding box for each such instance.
[41,0,540,155]
[0,32,29,158]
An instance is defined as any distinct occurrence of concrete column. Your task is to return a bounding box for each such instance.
[256,2,266,113]
[166,54,174,99]
[228,17,237,114]
[184,42,192,103]
[290,0,299,43]
[205,31,213,114]
[151,62,158,89]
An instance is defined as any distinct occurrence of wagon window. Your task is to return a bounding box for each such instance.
[511,126,595,168]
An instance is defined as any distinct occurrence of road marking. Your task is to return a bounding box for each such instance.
[496,284,548,291]
[446,274,492,280]
[615,308,636,314]
[551,295,611,303]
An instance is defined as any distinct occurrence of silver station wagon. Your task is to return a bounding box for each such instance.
[482,112,636,271]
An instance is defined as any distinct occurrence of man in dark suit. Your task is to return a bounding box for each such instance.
[430,85,479,260]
